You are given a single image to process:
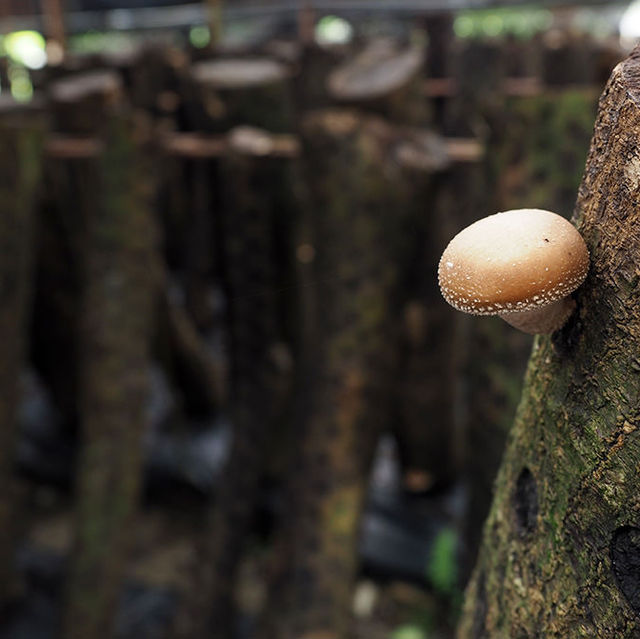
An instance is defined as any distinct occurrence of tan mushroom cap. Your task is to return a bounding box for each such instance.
[438,209,589,315]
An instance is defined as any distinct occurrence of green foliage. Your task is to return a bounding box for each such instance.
[454,8,553,39]
[69,30,136,54]
[189,25,211,48]
[390,624,429,639]
[427,526,458,596]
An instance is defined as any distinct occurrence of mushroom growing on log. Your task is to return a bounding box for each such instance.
[438,208,589,334]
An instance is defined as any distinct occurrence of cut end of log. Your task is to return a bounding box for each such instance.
[49,70,123,104]
[192,57,290,89]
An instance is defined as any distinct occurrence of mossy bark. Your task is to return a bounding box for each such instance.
[0,104,44,605]
[458,46,640,639]
[457,86,599,575]
[263,110,409,639]
[62,113,158,639]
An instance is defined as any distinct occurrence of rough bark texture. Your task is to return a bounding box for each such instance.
[458,46,640,638]
[0,103,44,605]
[263,110,409,639]
[62,112,158,639]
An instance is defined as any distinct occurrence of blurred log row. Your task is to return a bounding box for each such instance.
[0,25,620,639]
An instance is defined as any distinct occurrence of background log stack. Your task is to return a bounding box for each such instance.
[0,15,625,639]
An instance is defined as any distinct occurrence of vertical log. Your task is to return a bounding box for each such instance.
[186,129,295,639]
[33,72,123,431]
[264,111,410,639]
[458,45,640,639]
[61,108,158,637]
[0,98,44,605]
[423,12,454,126]
[391,158,462,494]
[445,39,506,136]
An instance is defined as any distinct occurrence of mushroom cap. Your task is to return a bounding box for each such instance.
[438,208,589,315]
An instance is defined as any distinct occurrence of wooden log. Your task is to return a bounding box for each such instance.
[458,45,640,639]
[32,72,125,430]
[0,97,44,606]
[262,110,414,639]
[422,13,454,126]
[49,70,123,134]
[387,130,456,494]
[503,34,541,79]
[444,38,506,136]
[291,43,348,112]
[185,125,297,639]
[126,45,189,118]
[61,110,159,638]
[184,56,294,133]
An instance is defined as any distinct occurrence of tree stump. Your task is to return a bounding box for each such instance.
[458,45,640,639]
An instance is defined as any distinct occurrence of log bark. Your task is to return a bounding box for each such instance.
[62,111,158,639]
[184,133,296,639]
[262,110,411,639]
[32,72,124,430]
[0,99,44,606]
[458,45,640,639]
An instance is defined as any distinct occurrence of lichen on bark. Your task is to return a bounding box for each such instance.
[457,46,640,638]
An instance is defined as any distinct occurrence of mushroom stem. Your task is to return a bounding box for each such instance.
[498,297,576,335]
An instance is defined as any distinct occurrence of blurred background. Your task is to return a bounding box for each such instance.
[0,1,635,638]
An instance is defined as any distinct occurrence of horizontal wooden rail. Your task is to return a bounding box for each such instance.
[44,129,482,163]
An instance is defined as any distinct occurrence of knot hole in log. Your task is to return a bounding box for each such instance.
[611,526,640,615]
[513,467,538,537]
